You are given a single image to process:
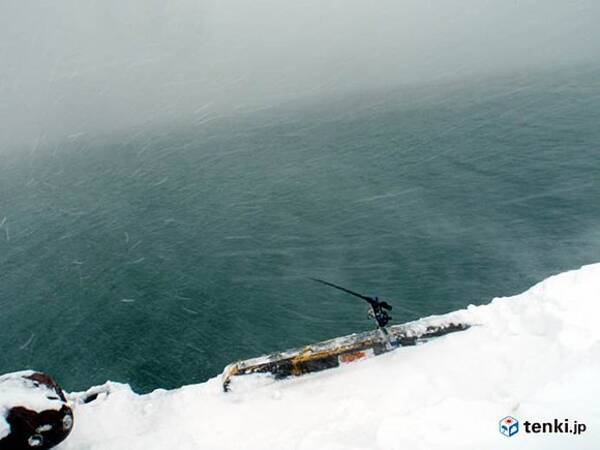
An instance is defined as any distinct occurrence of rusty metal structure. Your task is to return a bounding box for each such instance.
[222,319,469,391]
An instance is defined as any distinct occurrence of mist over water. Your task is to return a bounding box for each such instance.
[2,0,599,150]
[1,64,599,392]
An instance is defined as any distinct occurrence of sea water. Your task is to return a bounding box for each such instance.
[1,65,599,392]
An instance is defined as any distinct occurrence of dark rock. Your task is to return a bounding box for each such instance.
[23,373,67,403]
[0,371,73,450]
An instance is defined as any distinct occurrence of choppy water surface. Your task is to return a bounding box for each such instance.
[1,66,599,392]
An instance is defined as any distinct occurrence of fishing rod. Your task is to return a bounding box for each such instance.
[309,278,392,328]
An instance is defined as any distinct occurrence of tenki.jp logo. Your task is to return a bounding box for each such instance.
[499,416,519,437]
[499,416,587,438]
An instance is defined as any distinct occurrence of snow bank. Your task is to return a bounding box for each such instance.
[58,264,600,449]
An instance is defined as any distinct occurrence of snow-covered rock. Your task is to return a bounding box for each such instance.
[8,264,600,449]
[0,371,73,449]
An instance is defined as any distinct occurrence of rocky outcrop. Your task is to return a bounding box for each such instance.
[0,371,73,450]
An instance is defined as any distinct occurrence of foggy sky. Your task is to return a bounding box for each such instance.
[1,0,598,151]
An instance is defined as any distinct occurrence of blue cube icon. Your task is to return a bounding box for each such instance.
[499,416,519,437]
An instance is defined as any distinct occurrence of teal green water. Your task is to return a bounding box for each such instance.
[1,66,599,392]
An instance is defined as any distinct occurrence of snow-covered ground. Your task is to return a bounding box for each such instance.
[48,264,600,448]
